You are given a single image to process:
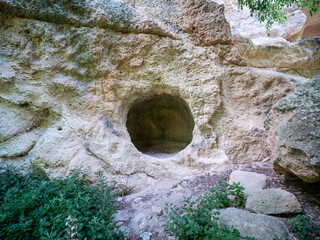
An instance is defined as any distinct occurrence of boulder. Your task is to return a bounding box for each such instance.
[246,188,302,214]
[228,170,266,195]
[214,0,306,41]
[265,75,320,182]
[217,208,293,240]
[268,10,307,41]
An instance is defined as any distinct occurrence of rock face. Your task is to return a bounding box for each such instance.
[266,75,320,183]
[122,0,232,46]
[218,208,293,240]
[0,0,319,193]
[235,37,320,79]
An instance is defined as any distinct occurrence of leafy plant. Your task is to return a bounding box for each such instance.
[165,180,246,240]
[288,215,320,240]
[65,215,78,240]
[0,166,125,240]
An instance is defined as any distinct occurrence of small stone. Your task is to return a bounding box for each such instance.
[133,197,143,204]
[246,188,302,214]
[262,157,271,163]
[139,232,152,240]
[116,221,123,227]
[129,57,144,67]
[152,206,163,216]
[176,185,185,193]
[180,180,188,187]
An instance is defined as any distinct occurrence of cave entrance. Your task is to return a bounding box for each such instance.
[126,94,194,157]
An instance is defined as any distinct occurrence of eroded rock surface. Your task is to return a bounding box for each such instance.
[214,0,307,41]
[235,37,320,79]
[0,0,319,194]
[0,0,234,193]
[266,75,320,183]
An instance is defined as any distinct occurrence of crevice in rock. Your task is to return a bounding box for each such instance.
[127,170,157,181]
[84,142,117,174]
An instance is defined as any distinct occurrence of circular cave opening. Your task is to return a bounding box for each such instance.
[126,94,195,156]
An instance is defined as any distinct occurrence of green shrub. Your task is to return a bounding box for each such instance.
[288,215,320,240]
[0,166,125,240]
[165,180,246,240]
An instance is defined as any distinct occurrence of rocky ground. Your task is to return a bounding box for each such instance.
[114,159,320,240]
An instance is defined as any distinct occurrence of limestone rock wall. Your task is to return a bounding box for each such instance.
[266,76,320,183]
[0,0,319,192]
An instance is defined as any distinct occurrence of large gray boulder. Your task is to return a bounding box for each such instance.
[245,188,302,214]
[265,75,320,182]
[217,208,293,240]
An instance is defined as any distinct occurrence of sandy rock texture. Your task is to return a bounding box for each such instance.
[235,37,320,79]
[0,0,319,193]
[214,0,306,41]
[266,75,320,183]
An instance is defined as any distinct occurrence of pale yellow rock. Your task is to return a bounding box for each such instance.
[0,131,38,158]
[213,0,307,41]
[0,0,319,193]
[235,37,320,78]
